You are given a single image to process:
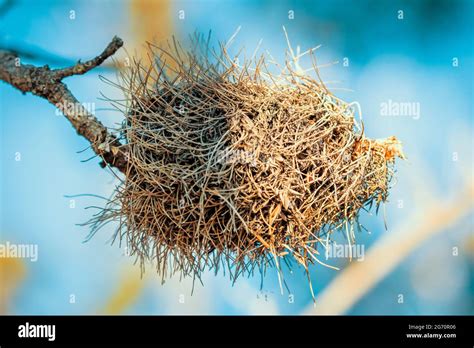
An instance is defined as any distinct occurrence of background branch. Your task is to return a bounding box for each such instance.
[0,36,128,173]
[303,183,474,315]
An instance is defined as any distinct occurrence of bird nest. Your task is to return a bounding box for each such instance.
[90,34,403,289]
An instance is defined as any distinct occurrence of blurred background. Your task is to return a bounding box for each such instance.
[0,0,472,315]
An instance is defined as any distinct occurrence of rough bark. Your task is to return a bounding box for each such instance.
[0,36,128,173]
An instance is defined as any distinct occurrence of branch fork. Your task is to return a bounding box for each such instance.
[0,36,128,173]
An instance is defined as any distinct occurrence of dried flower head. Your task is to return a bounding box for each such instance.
[89,31,403,292]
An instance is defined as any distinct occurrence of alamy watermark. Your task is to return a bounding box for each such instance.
[215,149,258,167]
[55,101,95,116]
[18,322,55,341]
[325,242,365,262]
[0,241,38,262]
[380,99,420,120]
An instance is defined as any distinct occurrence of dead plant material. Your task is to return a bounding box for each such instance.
[89,33,404,288]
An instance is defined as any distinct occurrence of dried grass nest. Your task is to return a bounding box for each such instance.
[90,33,404,289]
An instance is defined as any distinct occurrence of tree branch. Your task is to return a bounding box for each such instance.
[54,36,123,78]
[0,36,128,173]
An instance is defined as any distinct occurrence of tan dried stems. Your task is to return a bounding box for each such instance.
[89,31,403,292]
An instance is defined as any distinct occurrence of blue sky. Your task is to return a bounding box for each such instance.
[1,0,472,315]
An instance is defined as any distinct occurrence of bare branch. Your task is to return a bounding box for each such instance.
[0,36,128,173]
[54,36,123,78]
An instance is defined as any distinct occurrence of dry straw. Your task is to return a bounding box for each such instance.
[88,30,404,293]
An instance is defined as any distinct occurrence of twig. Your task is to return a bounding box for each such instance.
[0,36,128,173]
[0,43,118,70]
